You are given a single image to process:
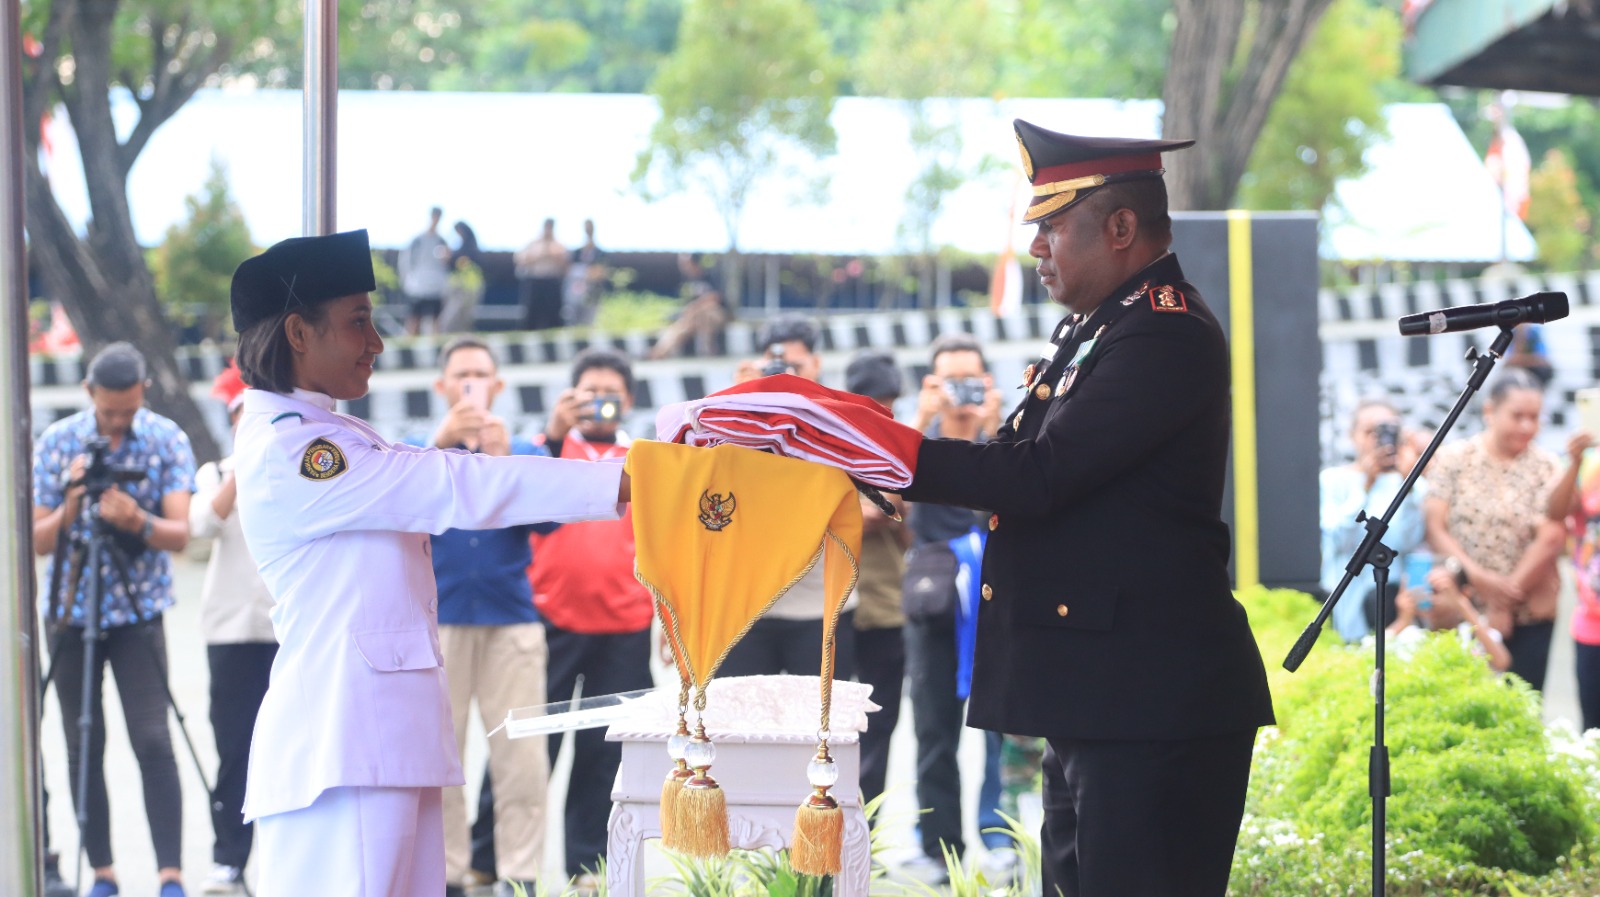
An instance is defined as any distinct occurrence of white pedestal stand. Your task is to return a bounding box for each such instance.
[603,676,874,897]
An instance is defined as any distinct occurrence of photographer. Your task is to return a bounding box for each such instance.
[1319,398,1428,643]
[901,333,1002,882]
[532,347,653,891]
[32,342,196,897]
[421,335,554,897]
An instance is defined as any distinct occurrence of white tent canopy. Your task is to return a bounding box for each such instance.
[41,90,1533,263]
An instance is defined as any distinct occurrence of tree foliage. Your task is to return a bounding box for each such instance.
[151,159,256,339]
[632,0,840,254]
[1160,0,1338,210]
[1235,0,1398,212]
[21,0,287,462]
[998,0,1171,99]
[855,0,1005,258]
[222,0,681,93]
[1527,148,1593,272]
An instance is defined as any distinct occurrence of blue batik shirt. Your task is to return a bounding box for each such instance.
[33,407,197,627]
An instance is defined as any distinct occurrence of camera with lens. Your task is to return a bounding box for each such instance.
[1373,421,1400,470]
[761,344,797,377]
[945,377,988,407]
[590,395,624,423]
[76,437,148,556]
[80,437,147,496]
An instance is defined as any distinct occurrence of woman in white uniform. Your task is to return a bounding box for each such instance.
[225,230,629,897]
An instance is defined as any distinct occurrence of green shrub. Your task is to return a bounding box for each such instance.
[1230,588,1600,895]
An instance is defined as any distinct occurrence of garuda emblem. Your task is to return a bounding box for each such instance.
[698,490,736,531]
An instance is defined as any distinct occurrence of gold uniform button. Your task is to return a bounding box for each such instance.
[981,584,993,601]
[1056,604,1069,617]
[988,514,999,531]
[1035,383,1053,400]
[1012,411,1024,429]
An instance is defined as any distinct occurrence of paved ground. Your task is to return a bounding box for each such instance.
[35,553,1008,896]
[34,554,1586,896]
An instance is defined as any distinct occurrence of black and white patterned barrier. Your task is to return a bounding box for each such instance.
[28,304,1070,453]
[1318,270,1600,466]
[34,272,1599,465]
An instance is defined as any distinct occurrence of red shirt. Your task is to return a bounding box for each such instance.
[529,434,652,633]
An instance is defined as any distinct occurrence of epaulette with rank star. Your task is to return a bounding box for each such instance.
[1147,283,1188,313]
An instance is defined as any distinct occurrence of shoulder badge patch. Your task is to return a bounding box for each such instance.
[698,490,736,531]
[299,437,348,481]
[1148,284,1188,313]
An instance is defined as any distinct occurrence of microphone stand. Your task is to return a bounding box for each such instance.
[1283,324,1517,897]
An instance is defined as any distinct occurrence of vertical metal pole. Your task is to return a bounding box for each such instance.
[303,0,338,236]
[0,0,43,891]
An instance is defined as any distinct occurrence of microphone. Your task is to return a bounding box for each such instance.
[1397,291,1568,336]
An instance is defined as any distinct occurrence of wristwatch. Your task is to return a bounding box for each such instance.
[140,511,155,543]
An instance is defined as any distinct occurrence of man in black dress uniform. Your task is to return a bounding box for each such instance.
[900,120,1275,897]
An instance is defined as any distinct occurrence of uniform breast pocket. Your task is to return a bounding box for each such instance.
[353,627,442,672]
[1017,587,1117,632]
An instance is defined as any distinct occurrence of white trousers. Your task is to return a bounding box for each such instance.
[256,785,444,897]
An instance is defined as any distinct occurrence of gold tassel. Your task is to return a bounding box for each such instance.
[674,775,730,857]
[672,719,730,857]
[659,763,690,849]
[789,743,843,875]
[790,791,844,876]
[659,713,693,849]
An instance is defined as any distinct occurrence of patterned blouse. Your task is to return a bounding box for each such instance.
[1426,434,1560,621]
[33,407,196,627]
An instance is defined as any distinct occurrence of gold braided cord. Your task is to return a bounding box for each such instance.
[815,531,860,739]
[638,542,832,691]
[1031,173,1105,196]
[1023,190,1082,223]
[644,565,695,686]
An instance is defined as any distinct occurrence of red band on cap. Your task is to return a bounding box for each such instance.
[1033,152,1163,186]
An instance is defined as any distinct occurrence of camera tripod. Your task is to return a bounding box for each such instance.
[39,473,221,895]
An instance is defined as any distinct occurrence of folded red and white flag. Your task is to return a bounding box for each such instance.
[655,373,923,490]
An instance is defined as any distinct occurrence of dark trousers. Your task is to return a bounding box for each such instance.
[717,611,857,681]
[853,626,904,805]
[904,615,964,859]
[50,617,183,869]
[520,277,564,330]
[1506,620,1555,692]
[544,625,654,877]
[1041,731,1256,897]
[1576,640,1600,733]
[207,642,277,868]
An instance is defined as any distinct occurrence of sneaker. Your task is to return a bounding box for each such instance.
[158,881,186,897]
[978,847,1020,886]
[42,854,75,897]
[84,879,119,897]
[570,872,601,896]
[202,865,243,895]
[496,880,537,897]
[895,853,951,886]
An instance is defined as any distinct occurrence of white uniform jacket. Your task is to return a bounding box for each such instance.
[233,388,624,821]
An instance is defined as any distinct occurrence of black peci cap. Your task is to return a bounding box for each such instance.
[1013,119,1194,224]
[230,229,376,333]
[845,351,903,400]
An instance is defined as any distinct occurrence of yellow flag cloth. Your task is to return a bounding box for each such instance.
[626,441,862,689]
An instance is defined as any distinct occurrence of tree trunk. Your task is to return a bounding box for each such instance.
[22,0,223,463]
[1161,0,1336,211]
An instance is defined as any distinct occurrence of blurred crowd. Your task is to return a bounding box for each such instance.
[31,318,1032,897]
[1319,358,1600,732]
